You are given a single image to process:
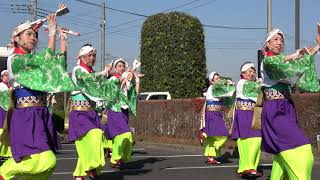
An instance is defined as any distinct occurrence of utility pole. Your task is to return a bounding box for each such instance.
[101,2,106,71]
[73,0,106,70]
[30,0,37,21]
[259,0,272,78]
[31,0,37,53]
[295,0,300,49]
[267,0,272,33]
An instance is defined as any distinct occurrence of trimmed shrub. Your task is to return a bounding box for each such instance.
[140,12,207,98]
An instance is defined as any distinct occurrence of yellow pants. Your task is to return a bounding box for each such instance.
[0,129,11,158]
[110,132,133,164]
[73,129,106,176]
[237,137,261,173]
[203,136,227,157]
[270,144,314,180]
[0,150,56,180]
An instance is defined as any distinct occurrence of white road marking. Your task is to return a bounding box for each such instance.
[57,148,145,152]
[52,164,273,175]
[56,154,203,160]
[132,148,145,151]
[132,154,203,158]
[61,144,75,146]
[166,164,273,170]
[53,170,116,175]
[57,150,76,152]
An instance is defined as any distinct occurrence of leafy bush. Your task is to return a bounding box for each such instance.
[140,12,207,98]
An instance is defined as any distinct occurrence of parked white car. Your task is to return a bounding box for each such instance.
[138,92,171,100]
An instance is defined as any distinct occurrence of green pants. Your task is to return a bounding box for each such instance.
[203,136,227,157]
[270,144,314,180]
[110,132,133,164]
[0,150,56,180]
[73,129,106,176]
[237,137,261,173]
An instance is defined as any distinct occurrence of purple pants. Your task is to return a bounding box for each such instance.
[0,107,6,128]
[68,110,101,142]
[104,109,131,139]
[203,111,228,137]
[10,107,60,162]
[261,99,310,154]
[231,109,261,139]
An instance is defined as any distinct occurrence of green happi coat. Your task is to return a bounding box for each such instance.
[261,53,317,180]
[11,48,75,93]
[242,80,262,101]
[211,78,236,107]
[12,47,136,114]
[0,91,10,111]
[262,53,319,92]
[73,68,137,115]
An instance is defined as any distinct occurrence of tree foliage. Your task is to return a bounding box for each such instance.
[140,12,207,98]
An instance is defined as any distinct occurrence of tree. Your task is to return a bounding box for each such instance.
[140,12,207,98]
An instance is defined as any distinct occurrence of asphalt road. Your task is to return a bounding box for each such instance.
[47,142,320,180]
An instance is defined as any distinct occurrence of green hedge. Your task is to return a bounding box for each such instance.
[130,93,320,150]
[140,12,207,98]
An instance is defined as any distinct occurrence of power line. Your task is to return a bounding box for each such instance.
[35,7,100,28]
[36,7,52,13]
[73,0,148,17]
[184,0,217,11]
[7,3,101,30]
[203,24,267,30]
[68,34,98,44]
[109,24,141,35]
[67,10,99,20]
[108,0,203,29]
[107,0,219,36]
[65,0,208,35]
[110,31,139,39]
[107,7,148,17]
[163,0,202,12]
[73,0,100,7]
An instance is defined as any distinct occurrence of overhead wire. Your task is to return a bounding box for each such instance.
[203,24,266,30]
[4,0,214,43]
[106,0,214,40]
[35,7,100,28]
[8,1,306,50]
[108,0,202,28]
[184,0,218,11]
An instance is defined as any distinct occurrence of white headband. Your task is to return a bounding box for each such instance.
[1,70,8,76]
[11,21,33,42]
[208,71,218,83]
[78,45,96,57]
[113,58,128,68]
[241,62,255,72]
[264,28,284,43]
[11,20,43,42]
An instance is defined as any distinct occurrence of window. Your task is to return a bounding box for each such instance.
[148,95,167,100]
[0,57,7,72]
[138,94,148,100]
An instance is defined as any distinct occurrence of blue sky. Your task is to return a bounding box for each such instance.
[0,0,319,81]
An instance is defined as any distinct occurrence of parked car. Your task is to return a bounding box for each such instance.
[0,47,10,72]
[138,92,171,100]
